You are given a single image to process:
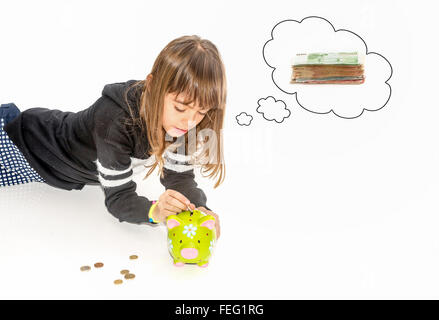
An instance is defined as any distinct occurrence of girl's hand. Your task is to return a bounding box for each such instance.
[195,206,221,240]
[153,189,194,223]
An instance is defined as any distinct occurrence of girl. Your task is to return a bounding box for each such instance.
[0,35,226,239]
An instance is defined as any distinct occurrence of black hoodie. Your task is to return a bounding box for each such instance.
[3,79,211,224]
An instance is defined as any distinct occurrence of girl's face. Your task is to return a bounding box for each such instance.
[162,92,210,137]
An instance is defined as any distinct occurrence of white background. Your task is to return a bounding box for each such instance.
[0,0,438,299]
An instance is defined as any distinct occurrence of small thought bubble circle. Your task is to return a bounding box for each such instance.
[236,112,253,126]
[256,96,291,123]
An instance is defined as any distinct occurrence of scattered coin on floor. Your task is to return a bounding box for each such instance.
[114,279,123,285]
[80,266,91,272]
[94,262,104,268]
[129,255,138,260]
[120,269,129,275]
[124,273,135,280]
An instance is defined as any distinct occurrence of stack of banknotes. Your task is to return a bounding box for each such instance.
[290,52,365,84]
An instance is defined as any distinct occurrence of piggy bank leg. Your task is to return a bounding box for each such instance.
[173,259,185,267]
[197,260,209,268]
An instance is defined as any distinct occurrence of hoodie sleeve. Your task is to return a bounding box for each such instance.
[159,151,212,212]
[93,100,155,224]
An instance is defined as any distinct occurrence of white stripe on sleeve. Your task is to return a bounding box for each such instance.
[95,159,132,176]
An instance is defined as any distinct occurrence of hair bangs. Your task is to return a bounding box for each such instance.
[168,54,223,112]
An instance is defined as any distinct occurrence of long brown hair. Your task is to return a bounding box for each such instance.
[123,35,226,188]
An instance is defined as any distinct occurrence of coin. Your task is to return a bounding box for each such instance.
[94,262,104,268]
[129,255,138,260]
[120,269,129,275]
[124,273,135,280]
[80,266,91,272]
[114,279,123,285]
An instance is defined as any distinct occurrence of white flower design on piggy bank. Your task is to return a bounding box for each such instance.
[183,224,197,239]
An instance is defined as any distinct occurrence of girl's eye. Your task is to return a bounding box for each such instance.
[175,106,207,116]
[174,106,185,112]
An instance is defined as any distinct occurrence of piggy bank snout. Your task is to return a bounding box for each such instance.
[180,248,199,259]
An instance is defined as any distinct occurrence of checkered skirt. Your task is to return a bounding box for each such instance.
[0,104,46,187]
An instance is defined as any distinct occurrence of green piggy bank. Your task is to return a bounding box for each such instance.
[166,209,217,267]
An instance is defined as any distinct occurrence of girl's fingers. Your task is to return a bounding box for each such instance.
[162,208,177,219]
[196,207,220,238]
[215,223,220,238]
[165,196,186,212]
[197,206,210,214]
[162,202,181,215]
[168,190,190,207]
[197,207,215,218]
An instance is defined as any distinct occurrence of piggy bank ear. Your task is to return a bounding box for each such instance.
[167,217,181,230]
[200,219,215,230]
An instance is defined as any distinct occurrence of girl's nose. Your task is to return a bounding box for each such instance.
[182,116,197,129]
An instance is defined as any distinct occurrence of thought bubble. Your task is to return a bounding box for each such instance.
[263,16,393,119]
[236,112,253,126]
[256,96,291,123]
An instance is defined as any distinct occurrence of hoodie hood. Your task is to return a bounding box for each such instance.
[101,79,143,116]
[101,79,151,157]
